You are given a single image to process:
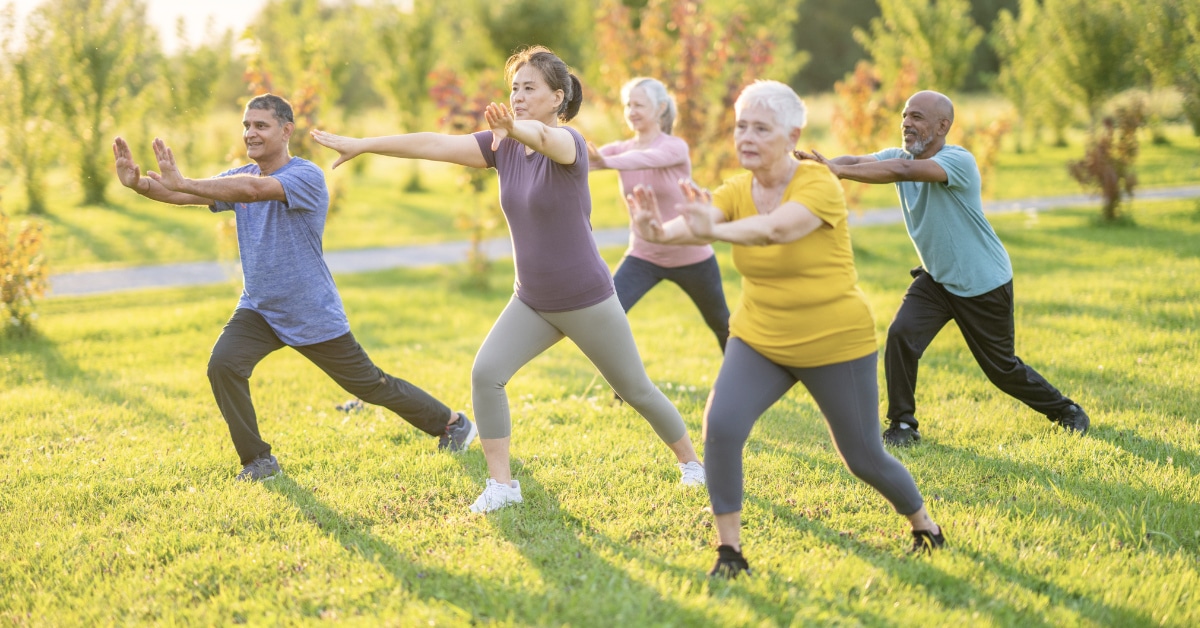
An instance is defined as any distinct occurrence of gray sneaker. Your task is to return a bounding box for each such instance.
[439,412,477,452]
[236,454,281,481]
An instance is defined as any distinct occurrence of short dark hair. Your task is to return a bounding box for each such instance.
[504,46,583,123]
[245,94,294,127]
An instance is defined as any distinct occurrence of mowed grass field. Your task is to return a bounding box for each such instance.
[1,198,1197,625]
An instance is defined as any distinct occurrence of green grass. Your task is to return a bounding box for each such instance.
[3,199,1198,625]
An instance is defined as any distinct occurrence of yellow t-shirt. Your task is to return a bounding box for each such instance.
[713,162,877,367]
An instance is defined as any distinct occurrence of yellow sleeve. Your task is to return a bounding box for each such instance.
[786,163,847,228]
[711,172,753,223]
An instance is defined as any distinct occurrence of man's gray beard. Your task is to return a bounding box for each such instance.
[905,137,929,156]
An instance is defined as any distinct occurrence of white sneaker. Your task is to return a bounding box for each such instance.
[469,479,523,513]
[679,461,706,486]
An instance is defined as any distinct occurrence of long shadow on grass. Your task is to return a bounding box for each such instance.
[470,473,717,625]
[266,473,709,624]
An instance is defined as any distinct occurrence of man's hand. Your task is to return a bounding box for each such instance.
[484,102,514,150]
[794,148,841,177]
[146,138,188,192]
[310,129,363,169]
[112,137,147,192]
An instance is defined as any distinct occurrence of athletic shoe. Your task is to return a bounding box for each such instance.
[335,398,364,413]
[679,461,706,486]
[883,421,921,446]
[235,454,281,482]
[469,479,523,513]
[1052,404,1090,434]
[438,412,477,452]
[708,545,751,579]
[910,527,946,554]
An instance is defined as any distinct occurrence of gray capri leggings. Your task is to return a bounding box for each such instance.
[705,338,925,516]
[471,294,689,443]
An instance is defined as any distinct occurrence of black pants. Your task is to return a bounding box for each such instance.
[885,268,1074,430]
[614,254,730,352]
[208,308,452,464]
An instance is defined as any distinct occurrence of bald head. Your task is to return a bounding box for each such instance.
[906,90,954,126]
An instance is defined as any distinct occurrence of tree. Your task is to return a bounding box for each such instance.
[1038,0,1139,129]
[1132,0,1200,137]
[0,5,55,214]
[32,0,159,206]
[592,0,796,181]
[1068,99,1146,222]
[991,0,1074,149]
[853,0,983,95]
[161,18,236,164]
[371,0,442,190]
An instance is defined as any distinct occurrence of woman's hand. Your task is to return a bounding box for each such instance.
[677,179,716,239]
[311,129,364,169]
[484,102,515,151]
[586,141,606,168]
[627,184,669,242]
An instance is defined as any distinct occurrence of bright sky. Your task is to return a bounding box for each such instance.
[9,0,267,52]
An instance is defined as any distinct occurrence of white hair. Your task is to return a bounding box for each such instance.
[620,77,678,134]
[734,80,807,132]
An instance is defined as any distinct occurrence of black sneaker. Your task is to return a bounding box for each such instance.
[236,454,281,482]
[910,527,946,554]
[883,422,921,446]
[1052,404,1090,434]
[336,398,364,413]
[438,412,478,452]
[708,545,751,579]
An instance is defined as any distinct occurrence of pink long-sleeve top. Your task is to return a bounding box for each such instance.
[596,133,715,268]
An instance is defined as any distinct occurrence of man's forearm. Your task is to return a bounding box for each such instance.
[135,178,213,206]
[832,159,908,184]
[175,175,281,203]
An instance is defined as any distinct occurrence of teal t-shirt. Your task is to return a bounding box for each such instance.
[872,145,1012,297]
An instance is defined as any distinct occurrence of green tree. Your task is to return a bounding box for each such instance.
[33,0,159,206]
[853,0,983,94]
[991,0,1073,150]
[1039,0,1139,128]
[1132,0,1200,137]
[0,5,55,214]
[371,0,442,190]
[161,18,235,163]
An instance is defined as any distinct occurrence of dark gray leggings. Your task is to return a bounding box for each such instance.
[705,338,925,516]
[471,294,688,442]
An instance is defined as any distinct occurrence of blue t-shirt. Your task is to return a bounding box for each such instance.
[872,145,1012,297]
[210,157,349,345]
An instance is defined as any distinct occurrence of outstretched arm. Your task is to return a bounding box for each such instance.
[147,138,286,203]
[675,180,822,246]
[113,137,213,206]
[795,149,946,183]
[310,129,489,170]
[485,102,578,165]
[627,181,722,246]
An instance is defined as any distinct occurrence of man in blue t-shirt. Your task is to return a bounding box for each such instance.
[796,90,1088,446]
[112,94,476,480]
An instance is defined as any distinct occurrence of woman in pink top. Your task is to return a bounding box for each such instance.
[312,47,705,513]
[589,78,730,351]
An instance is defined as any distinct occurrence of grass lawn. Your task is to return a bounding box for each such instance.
[2,198,1197,625]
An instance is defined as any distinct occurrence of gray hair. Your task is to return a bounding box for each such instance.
[246,93,294,127]
[734,80,807,133]
[620,77,678,134]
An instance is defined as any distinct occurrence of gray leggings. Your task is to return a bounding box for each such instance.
[705,338,925,516]
[471,294,688,442]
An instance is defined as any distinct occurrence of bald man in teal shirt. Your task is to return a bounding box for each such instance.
[797,90,1089,446]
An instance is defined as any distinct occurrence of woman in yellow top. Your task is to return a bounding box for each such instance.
[629,80,944,578]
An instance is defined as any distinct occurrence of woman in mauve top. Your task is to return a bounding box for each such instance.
[628,80,945,578]
[312,46,705,514]
[588,77,729,352]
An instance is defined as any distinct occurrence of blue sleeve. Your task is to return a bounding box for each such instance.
[273,160,329,213]
[931,146,981,194]
[871,147,907,162]
[209,165,244,213]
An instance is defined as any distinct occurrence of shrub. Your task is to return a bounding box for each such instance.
[0,202,49,335]
[1068,99,1147,222]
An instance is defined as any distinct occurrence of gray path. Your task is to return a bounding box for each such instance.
[47,185,1200,298]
